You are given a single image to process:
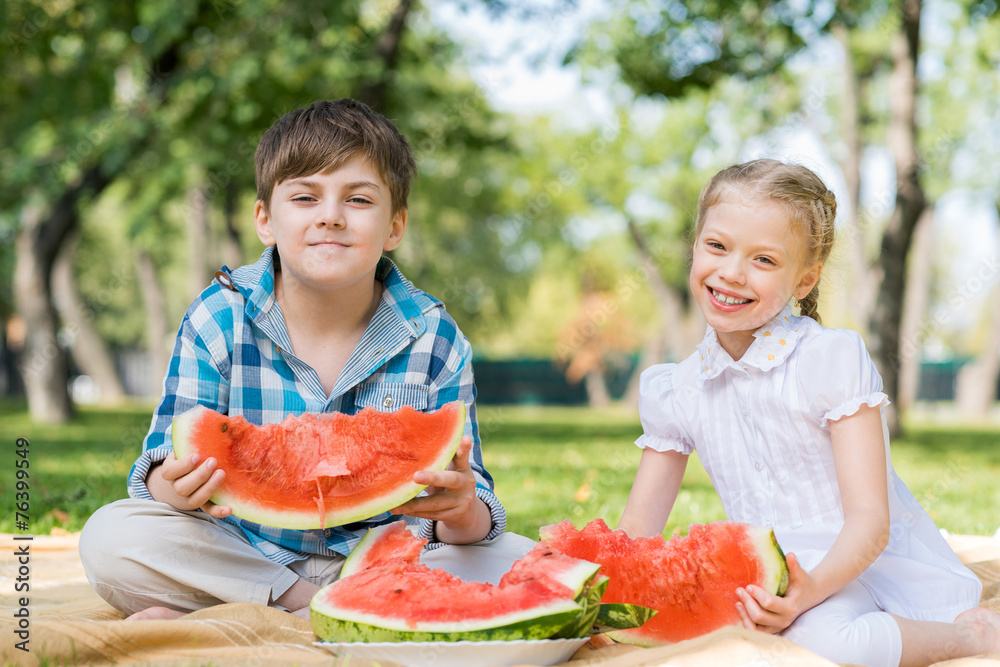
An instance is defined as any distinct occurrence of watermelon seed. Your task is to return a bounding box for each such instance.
[394,589,402,594]
[221,424,228,432]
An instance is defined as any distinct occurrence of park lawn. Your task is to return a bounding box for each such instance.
[2,400,999,539]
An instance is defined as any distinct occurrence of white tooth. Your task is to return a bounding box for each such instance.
[712,289,749,305]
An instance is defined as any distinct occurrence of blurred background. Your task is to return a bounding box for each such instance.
[2,0,999,437]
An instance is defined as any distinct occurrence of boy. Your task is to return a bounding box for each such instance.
[80,99,518,620]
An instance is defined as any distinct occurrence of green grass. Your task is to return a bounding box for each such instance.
[2,400,998,539]
[1,400,154,535]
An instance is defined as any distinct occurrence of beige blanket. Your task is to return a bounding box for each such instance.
[3,532,1000,666]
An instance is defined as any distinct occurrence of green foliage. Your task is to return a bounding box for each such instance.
[4,401,998,540]
[567,0,831,99]
[2,0,537,356]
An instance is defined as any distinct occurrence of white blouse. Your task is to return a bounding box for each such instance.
[636,305,980,621]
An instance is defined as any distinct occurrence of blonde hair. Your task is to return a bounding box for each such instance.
[694,158,837,322]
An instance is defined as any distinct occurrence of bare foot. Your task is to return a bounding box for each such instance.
[954,606,1000,653]
[127,606,188,621]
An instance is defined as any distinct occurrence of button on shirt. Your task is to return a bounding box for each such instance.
[635,306,980,621]
[127,247,506,565]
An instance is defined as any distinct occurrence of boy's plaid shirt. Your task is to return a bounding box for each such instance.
[128,247,506,565]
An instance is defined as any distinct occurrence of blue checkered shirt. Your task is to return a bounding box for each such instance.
[128,247,506,565]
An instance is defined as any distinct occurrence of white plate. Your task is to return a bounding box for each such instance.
[313,637,590,667]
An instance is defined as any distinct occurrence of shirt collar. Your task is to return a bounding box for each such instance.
[375,256,434,337]
[222,247,435,334]
[696,305,803,382]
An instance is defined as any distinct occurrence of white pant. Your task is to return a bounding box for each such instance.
[80,498,535,615]
[782,579,903,667]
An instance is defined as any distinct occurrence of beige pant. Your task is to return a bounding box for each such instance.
[80,498,535,615]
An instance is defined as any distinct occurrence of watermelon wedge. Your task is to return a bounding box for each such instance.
[171,401,465,530]
[339,521,424,579]
[312,525,601,642]
[539,518,789,646]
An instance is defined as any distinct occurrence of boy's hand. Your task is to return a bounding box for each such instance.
[734,553,818,634]
[147,452,232,520]
[391,436,491,544]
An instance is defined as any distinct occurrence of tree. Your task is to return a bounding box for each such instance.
[3,0,522,420]
[830,1,1000,424]
[552,3,829,403]
[567,0,998,432]
[4,0,232,421]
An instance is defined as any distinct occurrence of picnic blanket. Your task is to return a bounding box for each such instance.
[3,531,1000,666]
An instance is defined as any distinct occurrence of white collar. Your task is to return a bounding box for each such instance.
[696,305,803,382]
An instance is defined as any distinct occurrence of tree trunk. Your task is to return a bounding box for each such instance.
[955,294,1000,418]
[52,234,126,404]
[832,19,875,335]
[356,0,415,111]
[221,180,244,268]
[584,367,611,408]
[187,185,212,301]
[623,336,664,409]
[621,218,703,408]
[954,202,1000,418]
[14,164,114,422]
[135,250,171,396]
[897,206,934,411]
[868,0,925,437]
[14,206,74,422]
[12,20,193,421]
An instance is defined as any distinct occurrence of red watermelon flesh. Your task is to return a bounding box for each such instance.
[338,521,426,578]
[312,523,601,642]
[539,518,789,646]
[171,402,465,530]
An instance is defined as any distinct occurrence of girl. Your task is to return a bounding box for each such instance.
[620,158,1000,667]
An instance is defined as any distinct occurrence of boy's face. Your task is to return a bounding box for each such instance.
[253,155,406,293]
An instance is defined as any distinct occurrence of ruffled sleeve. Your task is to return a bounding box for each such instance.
[796,327,889,427]
[635,364,695,455]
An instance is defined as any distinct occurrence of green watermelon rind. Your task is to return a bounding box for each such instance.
[310,597,583,643]
[748,526,789,597]
[170,402,466,530]
[594,603,657,632]
[551,574,608,639]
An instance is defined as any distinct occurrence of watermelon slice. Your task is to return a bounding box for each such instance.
[540,518,789,646]
[339,521,424,578]
[171,401,465,530]
[312,525,601,642]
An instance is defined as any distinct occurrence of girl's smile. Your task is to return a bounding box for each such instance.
[708,286,753,308]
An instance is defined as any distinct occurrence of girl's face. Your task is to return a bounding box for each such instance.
[689,197,822,360]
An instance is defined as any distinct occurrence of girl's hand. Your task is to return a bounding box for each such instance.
[735,553,819,634]
[392,436,491,543]
[147,452,232,519]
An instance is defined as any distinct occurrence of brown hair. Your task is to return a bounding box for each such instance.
[254,99,417,214]
[694,158,837,322]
